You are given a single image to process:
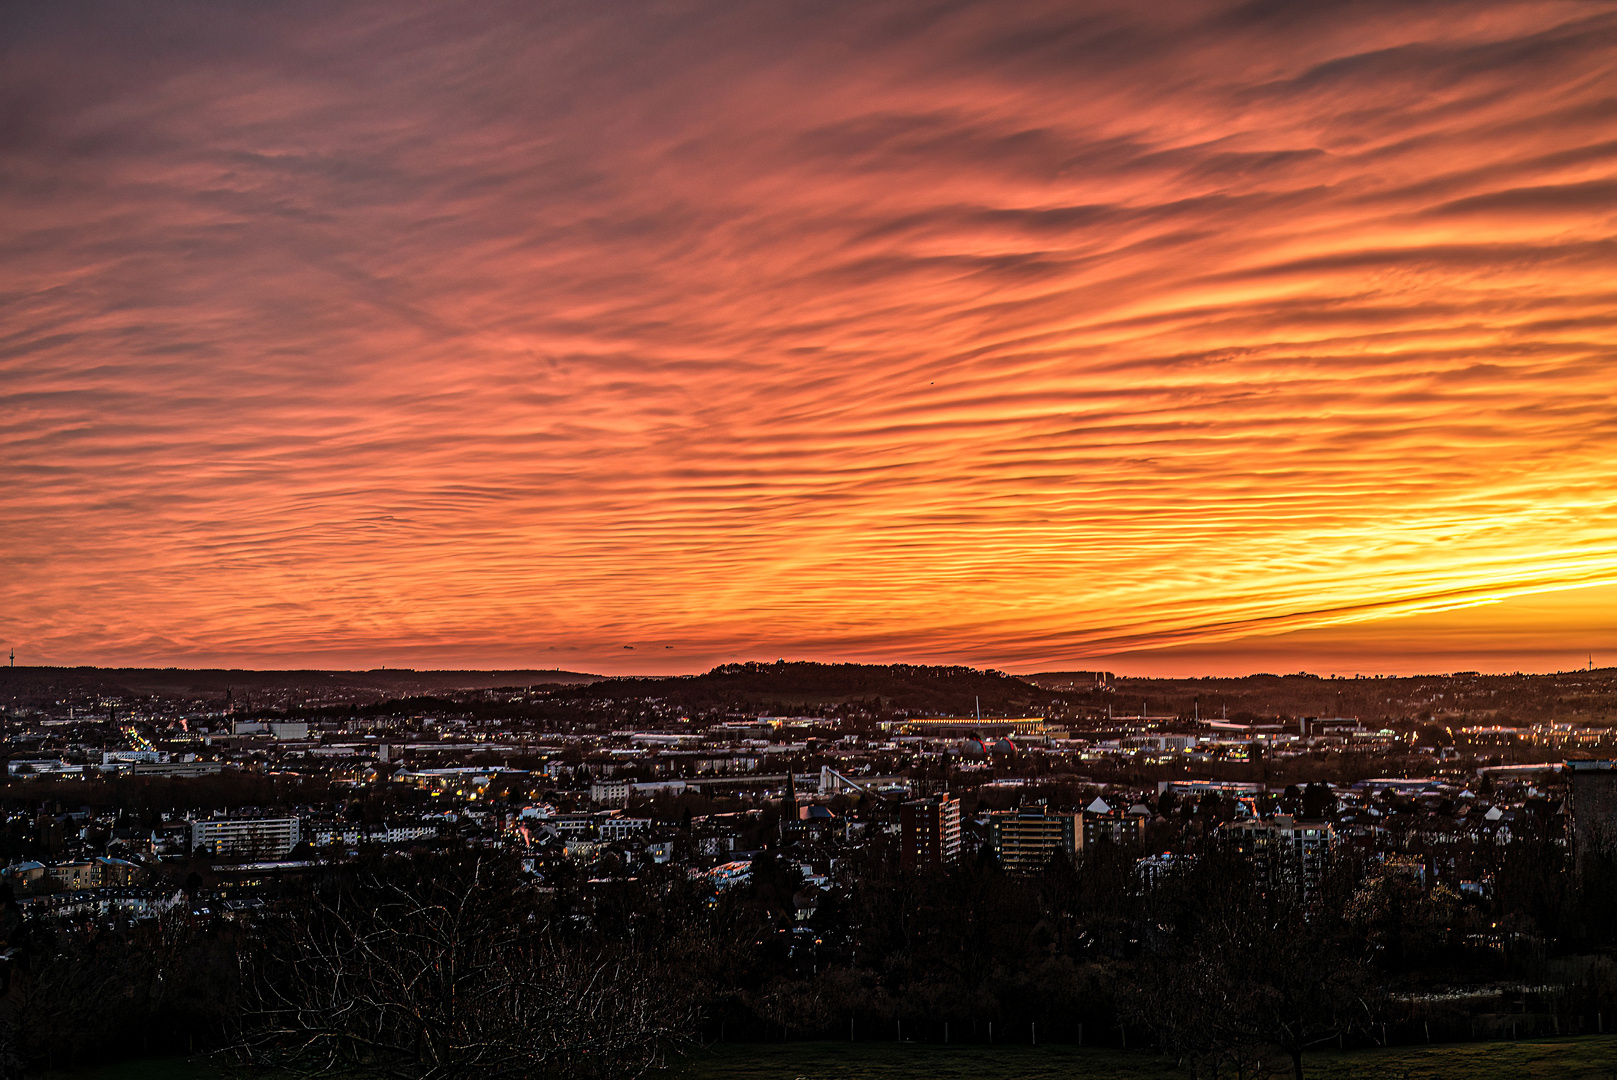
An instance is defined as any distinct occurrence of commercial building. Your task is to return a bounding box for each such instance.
[900,794,961,870]
[896,717,1047,737]
[598,816,653,841]
[308,820,443,847]
[230,720,308,740]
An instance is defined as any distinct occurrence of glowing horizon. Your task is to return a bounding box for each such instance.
[3,1,1616,675]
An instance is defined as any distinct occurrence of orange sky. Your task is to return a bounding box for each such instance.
[3,1,1616,675]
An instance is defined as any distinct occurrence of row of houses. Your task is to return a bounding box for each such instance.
[4,855,146,893]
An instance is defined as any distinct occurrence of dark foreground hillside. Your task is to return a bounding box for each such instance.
[47,1036,1617,1080]
[677,1037,1617,1080]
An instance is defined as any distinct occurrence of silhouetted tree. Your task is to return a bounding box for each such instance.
[1125,850,1372,1079]
[234,849,695,1080]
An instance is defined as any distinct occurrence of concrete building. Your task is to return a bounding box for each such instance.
[630,779,688,798]
[896,717,1047,737]
[590,779,631,806]
[230,720,308,739]
[598,815,652,841]
[51,860,98,889]
[127,761,224,778]
[1221,814,1335,894]
[191,816,301,858]
[1569,760,1617,872]
[309,820,443,847]
[1077,798,1146,850]
[900,794,961,870]
[100,750,169,766]
[987,810,1080,874]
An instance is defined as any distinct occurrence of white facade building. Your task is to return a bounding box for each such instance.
[191,817,300,858]
[590,780,631,806]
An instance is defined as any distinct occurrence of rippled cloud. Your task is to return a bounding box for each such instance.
[2,0,1615,672]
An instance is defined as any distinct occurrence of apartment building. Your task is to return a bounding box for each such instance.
[190,816,301,859]
[900,794,962,870]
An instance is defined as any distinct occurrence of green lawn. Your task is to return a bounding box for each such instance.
[674,1036,1617,1080]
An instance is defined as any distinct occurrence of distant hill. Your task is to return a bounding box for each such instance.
[562,661,1061,716]
[1020,670,1115,689]
[13,662,1608,726]
[0,666,601,705]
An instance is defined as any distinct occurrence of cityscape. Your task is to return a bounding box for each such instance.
[4,0,1617,1078]
[2,662,1617,1076]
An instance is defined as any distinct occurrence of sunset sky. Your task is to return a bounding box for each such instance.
[4,0,1616,676]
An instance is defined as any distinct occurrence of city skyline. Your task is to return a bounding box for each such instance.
[4,1,1616,675]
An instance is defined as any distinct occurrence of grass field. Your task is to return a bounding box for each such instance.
[39,1036,1617,1079]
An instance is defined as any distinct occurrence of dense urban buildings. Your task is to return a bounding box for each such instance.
[1,661,1615,1073]
[1,662,1610,896]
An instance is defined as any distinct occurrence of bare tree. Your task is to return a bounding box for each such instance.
[1124,849,1374,1080]
[233,849,694,1080]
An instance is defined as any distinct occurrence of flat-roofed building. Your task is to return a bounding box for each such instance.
[900,794,961,870]
[191,816,300,859]
[590,779,631,806]
[1570,760,1617,873]
[897,718,1046,737]
[1221,814,1336,894]
[987,810,1079,874]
